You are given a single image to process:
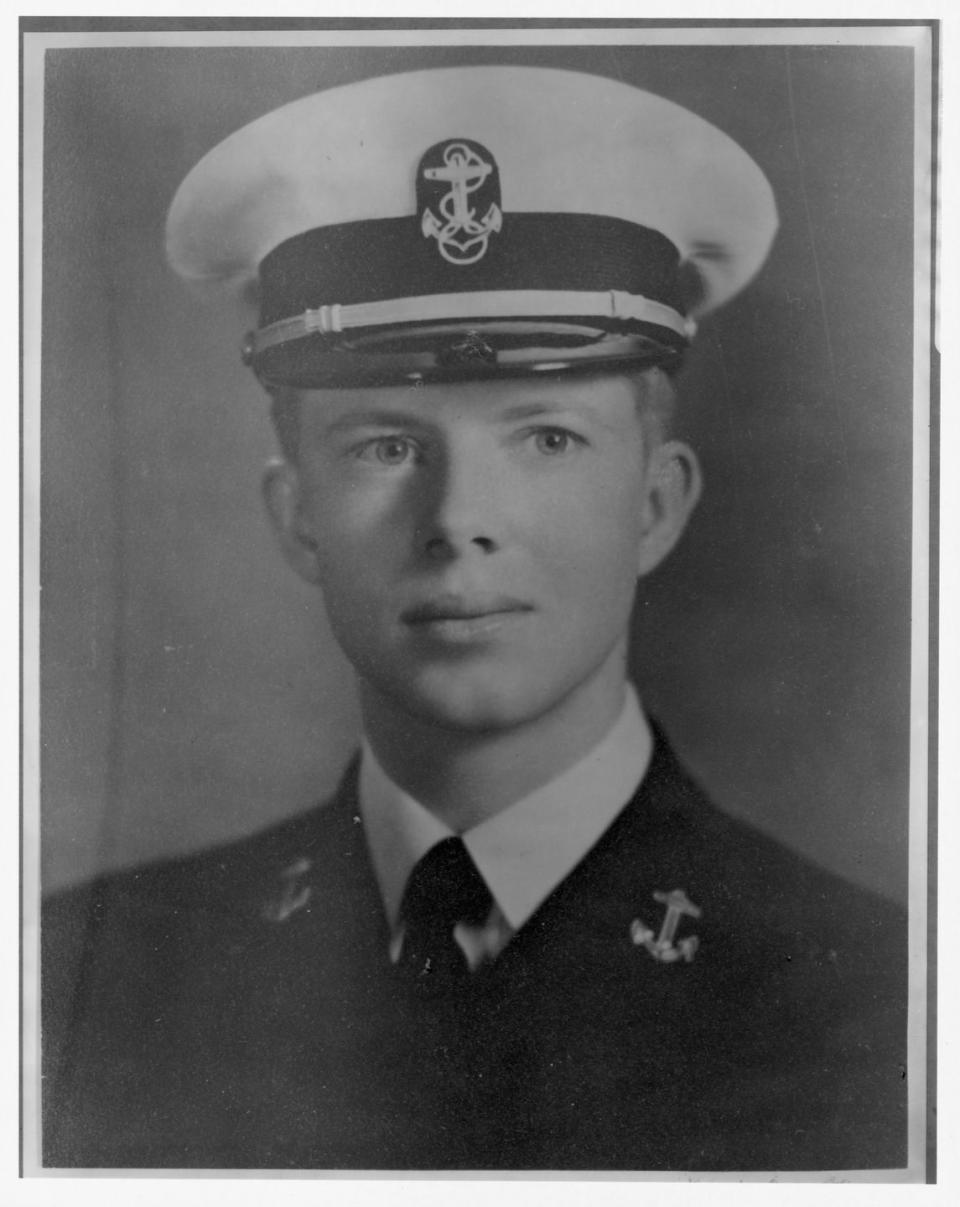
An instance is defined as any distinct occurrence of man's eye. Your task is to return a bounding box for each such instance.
[357,436,417,465]
[531,428,580,456]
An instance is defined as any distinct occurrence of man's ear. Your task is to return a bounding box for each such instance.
[636,440,703,578]
[261,458,324,585]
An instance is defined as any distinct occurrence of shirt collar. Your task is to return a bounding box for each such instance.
[359,685,652,934]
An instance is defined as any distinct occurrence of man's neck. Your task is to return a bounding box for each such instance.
[358,651,630,832]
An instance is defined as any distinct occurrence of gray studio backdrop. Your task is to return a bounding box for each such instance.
[40,43,915,901]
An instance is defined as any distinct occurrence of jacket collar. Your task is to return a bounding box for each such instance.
[358,685,652,934]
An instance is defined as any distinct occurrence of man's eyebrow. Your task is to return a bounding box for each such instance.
[496,400,620,430]
[321,409,428,435]
[496,401,588,422]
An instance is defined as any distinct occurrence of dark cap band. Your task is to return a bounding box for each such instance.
[258,214,684,326]
[248,214,689,385]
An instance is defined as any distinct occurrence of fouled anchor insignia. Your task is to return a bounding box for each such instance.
[418,139,503,266]
[630,888,701,963]
[262,857,313,923]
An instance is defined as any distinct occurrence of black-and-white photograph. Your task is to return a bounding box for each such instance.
[22,19,936,1181]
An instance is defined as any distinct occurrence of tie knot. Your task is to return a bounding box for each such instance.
[401,837,492,930]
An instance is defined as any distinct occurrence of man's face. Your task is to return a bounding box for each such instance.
[266,372,695,734]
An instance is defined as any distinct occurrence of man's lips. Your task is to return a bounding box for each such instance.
[401,594,534,625]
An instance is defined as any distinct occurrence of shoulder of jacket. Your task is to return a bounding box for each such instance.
[42,755,360,936]
[636,723,905,970]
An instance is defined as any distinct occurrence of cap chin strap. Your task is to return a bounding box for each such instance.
[242,289,694,365]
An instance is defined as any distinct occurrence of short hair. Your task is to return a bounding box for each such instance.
[626,365,676,449]
[268,365,676,465]
[269,386,302,464]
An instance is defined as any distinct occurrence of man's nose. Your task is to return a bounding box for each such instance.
[418,441,501,560]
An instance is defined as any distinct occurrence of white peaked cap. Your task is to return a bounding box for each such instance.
[167,66,778,387]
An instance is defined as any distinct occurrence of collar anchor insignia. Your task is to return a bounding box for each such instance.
[630,888,701,963]
[262,857,313,923]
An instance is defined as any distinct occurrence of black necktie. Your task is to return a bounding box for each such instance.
[398,837,493,991]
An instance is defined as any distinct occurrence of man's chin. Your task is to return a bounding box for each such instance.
[370,672,557,738]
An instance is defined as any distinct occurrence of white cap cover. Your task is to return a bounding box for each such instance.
[167,66,778,386]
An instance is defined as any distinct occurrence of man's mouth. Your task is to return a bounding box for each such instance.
[401,594,534,642]
[402,594,533,624]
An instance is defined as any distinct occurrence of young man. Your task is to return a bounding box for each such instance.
[43,65,907,1171]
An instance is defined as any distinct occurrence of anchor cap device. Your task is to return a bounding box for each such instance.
[166,65,778,387]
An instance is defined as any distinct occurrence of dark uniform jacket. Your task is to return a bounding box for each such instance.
[42,728,907,1171]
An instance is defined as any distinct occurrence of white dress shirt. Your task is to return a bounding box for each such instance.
[359,685,652,969]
